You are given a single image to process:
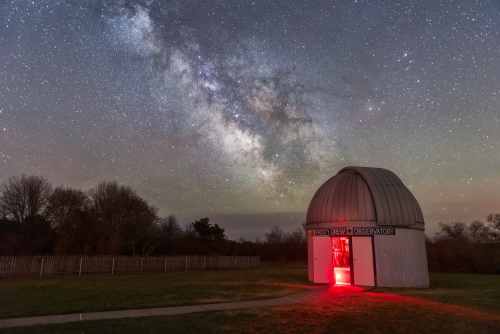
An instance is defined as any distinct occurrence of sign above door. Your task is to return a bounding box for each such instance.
[313,228,396,236]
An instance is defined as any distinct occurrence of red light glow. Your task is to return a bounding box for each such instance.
[332,237,351,285]
[334,267,350,285]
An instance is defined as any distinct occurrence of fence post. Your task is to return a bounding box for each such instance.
[220,257,222,269]
[234,256,236,268]
[248,257,250,268]
[185,257,187,271]
[39,258,44,278]
[140,258,142,272]
[164,257,167,272]
[112,258,115,274]
[203,257,205,270]
[79,258,82,276]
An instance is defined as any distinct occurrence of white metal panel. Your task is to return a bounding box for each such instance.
[307,167,424,228]
[374,229,429,287]
[337,166,425,227]
[358,176,375,221]
[352,237,375,286]
[308,233,314,282]
[313,237,333,283]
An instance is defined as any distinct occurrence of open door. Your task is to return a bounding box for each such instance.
[352,236,375,286]
[312,237,333,283]
[332,237,350,284]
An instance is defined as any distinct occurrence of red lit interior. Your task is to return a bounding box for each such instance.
[332,237,351,285]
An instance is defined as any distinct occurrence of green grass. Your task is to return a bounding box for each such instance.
[3,289,500,334]
[1,311,255,334]
[2,267,500,333]
[0,263,311,319]
[376,272,500,312]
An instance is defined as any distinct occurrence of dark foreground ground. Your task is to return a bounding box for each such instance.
[1,263,499,333]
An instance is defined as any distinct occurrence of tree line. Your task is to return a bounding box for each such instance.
[426,216,500,274]
[0,174,306,260]
[5,174,498,272]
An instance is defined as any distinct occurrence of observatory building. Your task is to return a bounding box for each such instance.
[306,166,429,287]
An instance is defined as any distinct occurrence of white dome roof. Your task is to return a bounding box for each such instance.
[306,166,424,229]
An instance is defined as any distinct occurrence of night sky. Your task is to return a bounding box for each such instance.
[1,0,499,239]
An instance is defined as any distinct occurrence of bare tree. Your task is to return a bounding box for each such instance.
[88,181,158,255]
[159,215,182,237]
[141,221,162,256]
[487,214,500,242]
[265,225,284,244]
[46,187,88,254]
[436,221,468,241]
[156,214,184,255]
[0,175,52,224]
[47,187,87,235]
[263,225,307,262]
[468,220,492,244]
[286,227,306,244]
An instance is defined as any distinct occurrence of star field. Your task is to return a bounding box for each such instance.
[1,0,499,238]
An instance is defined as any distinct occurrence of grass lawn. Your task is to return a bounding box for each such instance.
[3,282,500,334]
[2,266,500,333]
[0,262,312,319]
[376,272,500,313]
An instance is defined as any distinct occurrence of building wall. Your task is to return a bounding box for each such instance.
[307,233,314,282]
[374,228,429,287]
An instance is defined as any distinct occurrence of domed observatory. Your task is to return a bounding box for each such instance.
[306,166,429,287]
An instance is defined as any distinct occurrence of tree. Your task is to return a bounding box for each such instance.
[265,226,284,244]
[71,209,99,255]
[263,225,307,262]
[0,174,52,224]
[487,214,500,242]
[436,221,468,241]
[141,222,162,256]
[156,214,184,254]
[468,220,492,244]
[211,223,226,242]
[286,227,306,244]
[428,218,500,274]
[0,175,53,251]
[46,187,88,254]
[192,217,226,241]
[88,181,158,255]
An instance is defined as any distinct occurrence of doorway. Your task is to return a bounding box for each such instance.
[332,237,350,284]
[331,236,375,286]
[311,235,376,286]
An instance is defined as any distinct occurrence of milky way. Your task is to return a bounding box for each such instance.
[1,0,500,238]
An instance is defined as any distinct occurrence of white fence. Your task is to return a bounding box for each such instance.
[0,256,260,279]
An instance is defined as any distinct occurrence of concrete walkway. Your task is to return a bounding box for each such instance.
[0,285,365,329]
